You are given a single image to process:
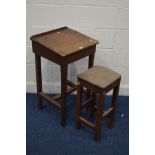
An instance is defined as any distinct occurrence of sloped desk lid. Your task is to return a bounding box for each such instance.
[30,27,99,57]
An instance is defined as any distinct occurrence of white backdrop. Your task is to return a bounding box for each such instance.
[26,0,129,95]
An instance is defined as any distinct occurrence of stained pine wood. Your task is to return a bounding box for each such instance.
[31,27,99,57]
[76,66,121,141]
[31,27,98,126]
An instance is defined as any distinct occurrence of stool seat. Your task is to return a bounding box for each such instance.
[78,65,121,89]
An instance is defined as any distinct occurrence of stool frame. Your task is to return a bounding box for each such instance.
[76,77,121,141]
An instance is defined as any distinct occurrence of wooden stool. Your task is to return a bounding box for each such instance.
[76,65,121,141]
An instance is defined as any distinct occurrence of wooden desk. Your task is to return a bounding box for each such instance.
[30,26,99,126]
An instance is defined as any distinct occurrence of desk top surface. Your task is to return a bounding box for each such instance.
[30,27,99,57]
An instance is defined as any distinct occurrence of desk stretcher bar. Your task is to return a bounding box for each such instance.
[39,80,77,109]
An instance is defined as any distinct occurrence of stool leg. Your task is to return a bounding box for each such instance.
[109,83,120,129]
[35,54,43,109]
[89,92,96,115]
[94,93,104,141]
[61,64,68,127]
[76,82,82,129]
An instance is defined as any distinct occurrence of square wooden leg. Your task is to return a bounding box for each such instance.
[108,82,120,129]
[61,64,68,127]
[94,93,104,141]
[86,53,95,109]
[89,92,96,115]
[76,82,82,129]
[35,54,43,109]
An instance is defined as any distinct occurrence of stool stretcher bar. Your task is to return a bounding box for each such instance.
[94,106,114,119]
[81,97,94,108]
[102,107,114,119]
[79,117,95,129]
[78,107,114,130]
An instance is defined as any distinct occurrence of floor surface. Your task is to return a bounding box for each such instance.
[26,93,129,155]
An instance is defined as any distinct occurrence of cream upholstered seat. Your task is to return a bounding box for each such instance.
[78,65,121,89]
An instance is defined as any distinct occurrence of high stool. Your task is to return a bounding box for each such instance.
[75,65,121,141]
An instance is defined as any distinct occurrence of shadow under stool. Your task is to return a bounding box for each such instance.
[75,65,121,141]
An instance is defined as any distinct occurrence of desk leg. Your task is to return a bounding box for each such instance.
[87,53,95,111]
[88,53,95,94]
[88,53,95,69]
[35,54,43,109]
[61,64,68,127]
